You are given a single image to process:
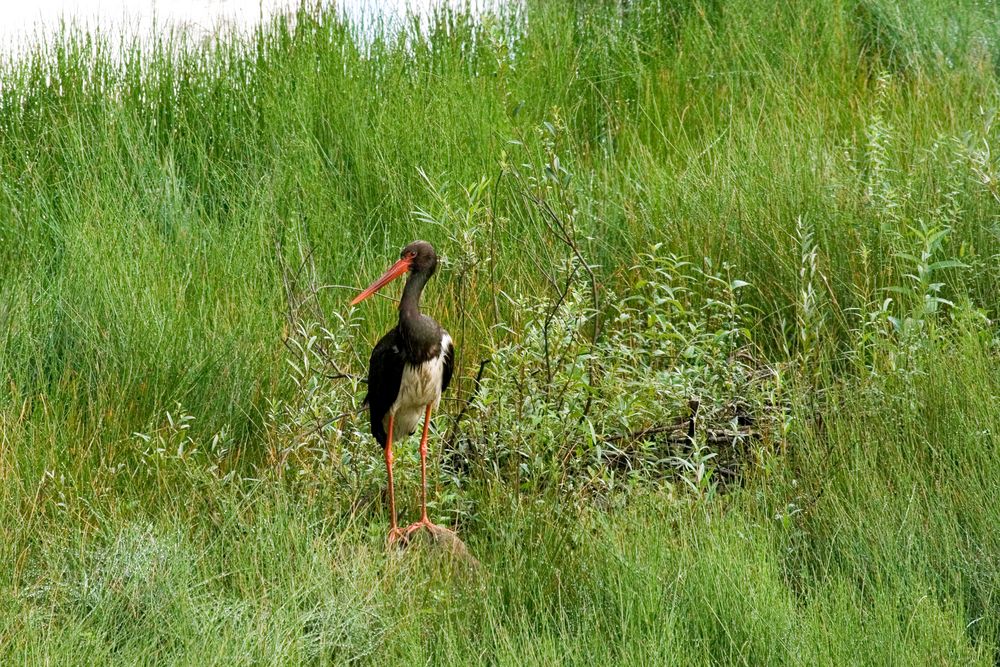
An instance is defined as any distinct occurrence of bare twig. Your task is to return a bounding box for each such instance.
[541,262,580,387]
[520,188,601,343]
[603,425,760,446]
[274,228,359,382]
[296,410,360,443]
[506,170,602,420]
[603,424,687,443]
[687,398,701,447]
[446,357,492,451]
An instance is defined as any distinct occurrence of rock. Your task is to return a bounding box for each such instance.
[398,524,480,569]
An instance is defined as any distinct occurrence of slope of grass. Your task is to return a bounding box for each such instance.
[1,0,999,663]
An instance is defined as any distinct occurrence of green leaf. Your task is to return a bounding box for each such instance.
[928,260,967,271]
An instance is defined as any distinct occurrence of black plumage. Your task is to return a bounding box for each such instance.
[350,240,455,543]
[363,325,455,447]
[363,327,405,447]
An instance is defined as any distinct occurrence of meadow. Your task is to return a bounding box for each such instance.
[2,0,1000,663]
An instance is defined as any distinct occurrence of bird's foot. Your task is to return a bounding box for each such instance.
[387,526,408,547]
[403,517,440,539]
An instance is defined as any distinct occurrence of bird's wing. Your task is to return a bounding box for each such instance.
[364,327,405,447]
[441,331,455,395]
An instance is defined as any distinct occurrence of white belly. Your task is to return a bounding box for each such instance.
[384,333,451,438]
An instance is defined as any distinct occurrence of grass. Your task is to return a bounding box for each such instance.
[2,0,1000,663]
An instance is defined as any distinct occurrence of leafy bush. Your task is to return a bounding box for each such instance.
[457,248,778,502]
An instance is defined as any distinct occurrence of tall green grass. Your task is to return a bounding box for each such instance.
[2,0,999,663]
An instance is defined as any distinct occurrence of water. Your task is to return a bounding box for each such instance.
[2,1,292,51]
[0,1,494,57]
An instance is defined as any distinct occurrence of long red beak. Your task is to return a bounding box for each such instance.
[350,256,412,306]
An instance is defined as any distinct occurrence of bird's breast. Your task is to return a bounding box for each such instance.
[385,333,452,437]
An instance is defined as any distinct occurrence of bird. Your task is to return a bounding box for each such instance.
[350,240,454,545]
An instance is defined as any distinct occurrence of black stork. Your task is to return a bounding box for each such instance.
[350,240,454,545]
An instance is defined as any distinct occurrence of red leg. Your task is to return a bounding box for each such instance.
[385,415,405,546]
[419,404,432,522]
[405,405,439,538]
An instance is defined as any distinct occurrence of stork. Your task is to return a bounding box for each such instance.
[350,241,454,545]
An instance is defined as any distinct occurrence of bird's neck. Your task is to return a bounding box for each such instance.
[398,271,428,328]
[397,271,440,361]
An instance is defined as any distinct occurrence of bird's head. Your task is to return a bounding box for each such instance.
[350,240,437,307]
[401,240,438,277]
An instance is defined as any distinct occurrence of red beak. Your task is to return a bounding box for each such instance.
[350,256,412,306]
